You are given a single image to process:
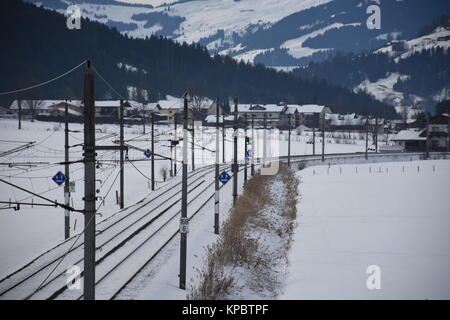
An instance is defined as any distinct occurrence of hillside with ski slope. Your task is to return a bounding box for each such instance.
[294,20,450,112]
[376,27,450,61]
[355,25,450,111]
[25,0,450,68]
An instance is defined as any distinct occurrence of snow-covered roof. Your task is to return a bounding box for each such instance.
[10,100,82,110]
[391,130,426,141]
[284,105,301,114]
[326,113,385,126]
[238,104,285,113]
[49,106,82,116]
[156,95,213,110]
[204,115,235,123]
[146,103,160,112]
[127,101,144,109]
[158,99,182,110]
[326,113,362,126]
[93,100,123,108]
[298,104,327,114]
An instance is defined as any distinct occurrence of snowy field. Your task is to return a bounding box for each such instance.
[282,160,450,299]
[0,118,370,281]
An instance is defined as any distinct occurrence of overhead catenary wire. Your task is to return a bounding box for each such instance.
[0,178,82,213]
[0,61,87,96]
[127,158,153,181]
[90,64,126,101]
[0,151,118,211]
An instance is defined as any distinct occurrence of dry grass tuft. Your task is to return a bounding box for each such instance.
[189,163,299,300]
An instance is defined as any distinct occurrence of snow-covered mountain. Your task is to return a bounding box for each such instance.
[375,26,450,61]
[354,25,450,111]
[26,0,450,67]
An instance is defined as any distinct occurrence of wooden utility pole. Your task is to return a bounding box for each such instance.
[83,60,96,300]
[263,113,267,166]
[222,119,226,164]
[251,114,255,175]
[447,110,450,153]
[321,112,325,162]
[233,98,238,205]
[142,104,146,134]
[191,117,195,172]
[288,114,291,167]
[244,113,248,183]
[179,94,189,290]
[214,98,220,235]
[365,118,369,160]
[174,113,178,176]
[18,98,22,130]
[313,124,316,155]
[151,112,155,191]
[119,99,124,209]
[64,100,70,239]
[375,117,379,153]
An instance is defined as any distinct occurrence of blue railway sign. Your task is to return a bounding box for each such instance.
[144,149,152,158]
[52,171,66,186]
[218,171,231,184]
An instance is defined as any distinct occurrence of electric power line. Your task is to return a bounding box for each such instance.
[0,61,87,96]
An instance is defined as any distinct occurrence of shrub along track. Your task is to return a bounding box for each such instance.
[189,162,299,300]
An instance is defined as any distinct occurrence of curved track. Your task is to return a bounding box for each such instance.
[1,151,446,299]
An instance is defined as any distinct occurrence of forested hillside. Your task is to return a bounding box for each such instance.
[0,0,396,117]
[292,16,450,112]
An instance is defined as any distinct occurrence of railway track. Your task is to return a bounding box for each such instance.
[1,151,446,300]
[0,162,229,300]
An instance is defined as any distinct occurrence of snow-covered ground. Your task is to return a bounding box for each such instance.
[282,160,450,299]
[0,119,183,278]
[0,118,370,281]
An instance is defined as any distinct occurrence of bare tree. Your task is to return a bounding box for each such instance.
[187,81,209,121]
[25,99,44,122]
[160,167,168,182]
[190,95,212,121]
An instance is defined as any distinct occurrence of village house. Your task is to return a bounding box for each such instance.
[0,106,14,120]
[326,113,385,133]
[203,115,235,127]
[391,129,427,152]
[10,100,71,115]
[279,105,302,128]
[156,95,214,124]
[428,114,449,151]
[47,101,83,117]
[237,104,285,127]
[230,103,333,129]
[297,104,332,129]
